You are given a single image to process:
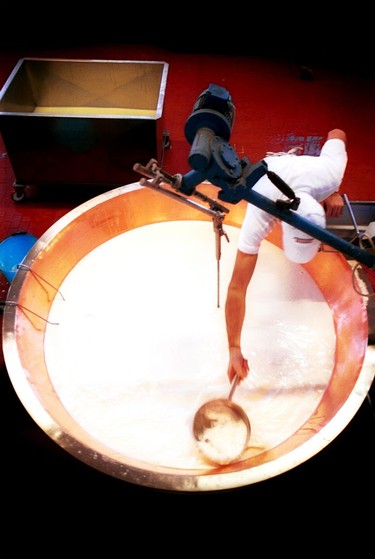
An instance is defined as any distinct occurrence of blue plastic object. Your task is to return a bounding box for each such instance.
[0,232,37,283]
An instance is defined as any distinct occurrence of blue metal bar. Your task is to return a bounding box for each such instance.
[244,189,375,269]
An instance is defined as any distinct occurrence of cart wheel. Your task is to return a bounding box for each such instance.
[12,189,25,203]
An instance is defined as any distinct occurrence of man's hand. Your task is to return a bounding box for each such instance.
[227,347,249,383]
[323,191,344,218]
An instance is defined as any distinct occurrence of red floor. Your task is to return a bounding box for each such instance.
[1,44,375,299]
[1,41,375,552]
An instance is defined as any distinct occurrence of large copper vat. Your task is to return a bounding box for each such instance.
[2,182,374,492]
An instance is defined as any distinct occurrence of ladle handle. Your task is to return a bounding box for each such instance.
[228,375,240,401]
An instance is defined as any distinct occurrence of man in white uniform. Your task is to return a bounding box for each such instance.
[225,128,348,383]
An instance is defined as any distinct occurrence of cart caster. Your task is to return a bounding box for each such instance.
[12,183,40,203]
[12,182,26,203]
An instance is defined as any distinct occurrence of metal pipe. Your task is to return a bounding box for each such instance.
[244,189,375,268]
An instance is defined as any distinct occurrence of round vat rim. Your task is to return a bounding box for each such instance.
[2,182,373,492]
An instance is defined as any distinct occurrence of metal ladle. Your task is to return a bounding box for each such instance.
[193,375,251,465]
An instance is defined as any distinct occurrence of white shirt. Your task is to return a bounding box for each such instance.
[238,138,348,254]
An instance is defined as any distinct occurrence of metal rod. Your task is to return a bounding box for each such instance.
[17,264,65,299]
[244,189,375,268]
[140,178,223,219]
[342,193,361,237]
